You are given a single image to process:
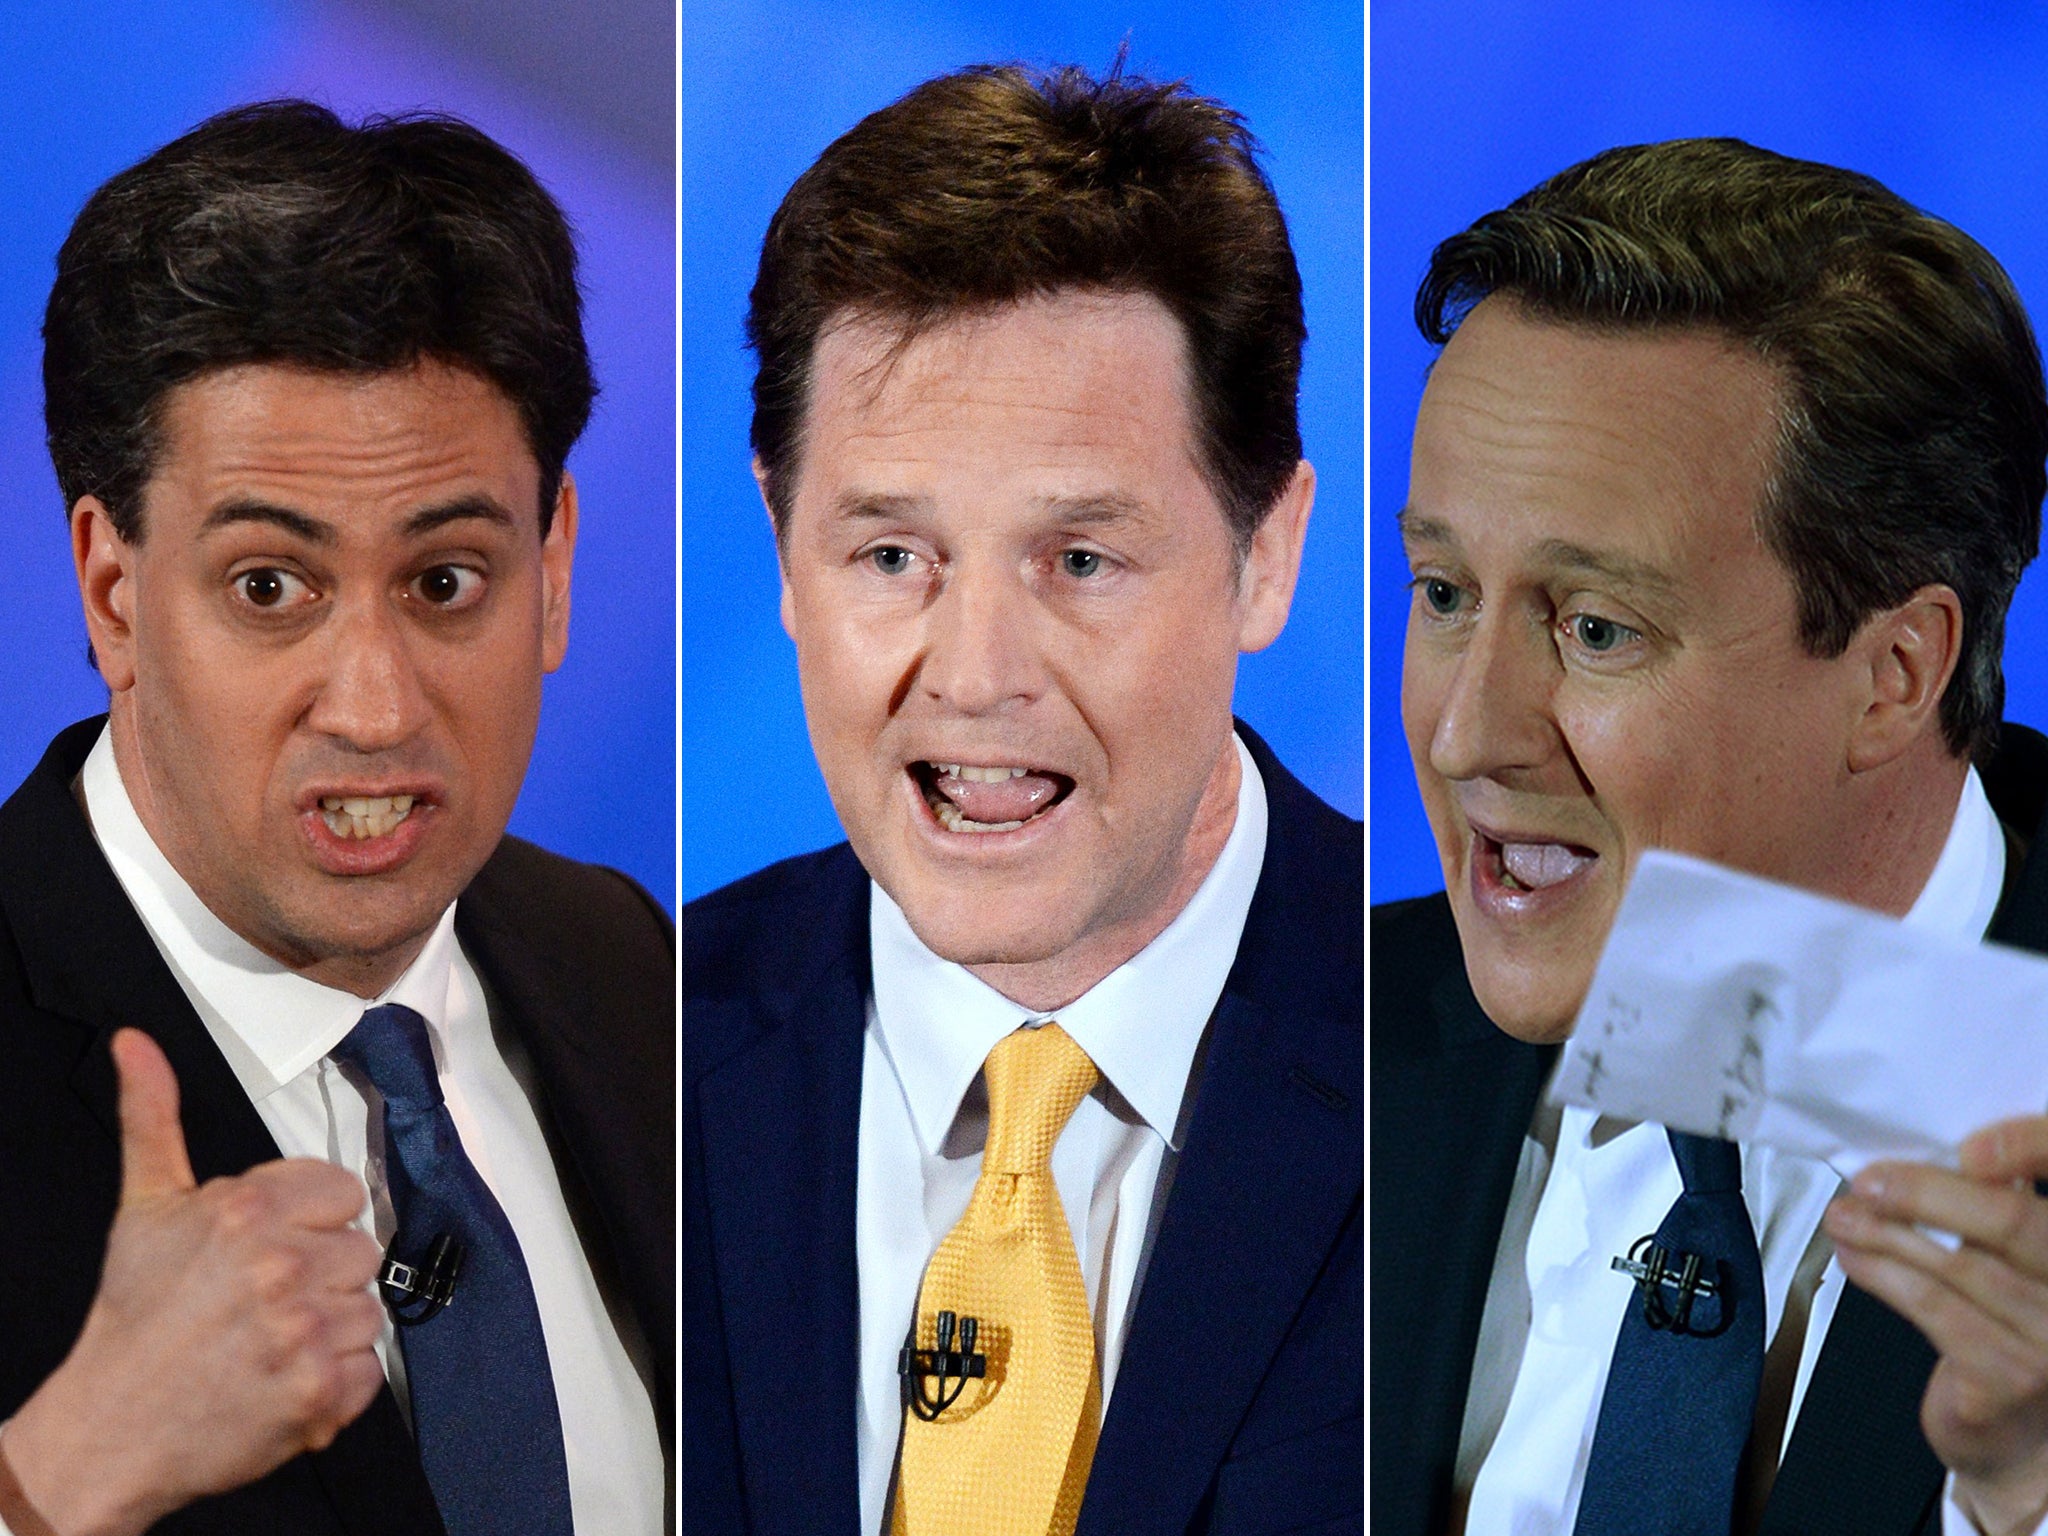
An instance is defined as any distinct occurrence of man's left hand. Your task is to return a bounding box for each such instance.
[1827,1116,2048,1536]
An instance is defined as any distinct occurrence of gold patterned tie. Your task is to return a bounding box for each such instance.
[893,1022,1102,1536]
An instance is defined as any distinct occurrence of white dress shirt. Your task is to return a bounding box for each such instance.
[854,733,1269,1536]
[75,726,664,1534]
[1458,766,2015,1535]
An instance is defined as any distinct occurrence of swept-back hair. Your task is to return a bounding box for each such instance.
[1419,138,2047,758]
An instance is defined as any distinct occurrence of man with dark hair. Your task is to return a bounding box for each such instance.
[0,103,670,1534]
[682,64,1360,1535]
[1376,137,2048,1534]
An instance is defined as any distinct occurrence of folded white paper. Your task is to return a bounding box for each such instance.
[1552,849,2048,1177]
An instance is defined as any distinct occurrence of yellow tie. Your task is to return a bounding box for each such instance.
[894,1022,1102,1536]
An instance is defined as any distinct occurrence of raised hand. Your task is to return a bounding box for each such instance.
[1827,1116,2048,1536]
[2,1029,387,1536]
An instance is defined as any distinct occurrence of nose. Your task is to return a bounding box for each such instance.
[303,595,432,752]
[915,555,1044,716]
[1415,606,1561,785]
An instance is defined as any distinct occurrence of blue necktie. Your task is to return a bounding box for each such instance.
[1573,1130,1766,1536]
[333,1003,574,1536]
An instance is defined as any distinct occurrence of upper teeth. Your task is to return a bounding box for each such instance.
[931,764,1032,781]
[318,795,416,841]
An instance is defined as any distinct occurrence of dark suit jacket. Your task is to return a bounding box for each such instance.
[0,717,676,1534]
[680,725,1362,1536]
[1371,722,2048,1536]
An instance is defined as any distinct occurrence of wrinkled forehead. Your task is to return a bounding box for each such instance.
[142,359,543,533]
[1409,301,1784,560]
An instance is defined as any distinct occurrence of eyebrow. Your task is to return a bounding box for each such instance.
[830,491,1150,525]
[1529,537,1679,597]
[200,494,516,543]
[1035,492,1147,526]
[1398,508,1675,591]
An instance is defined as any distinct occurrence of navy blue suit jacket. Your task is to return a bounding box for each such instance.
[681,726,1362,1535]
[1371,722,2048,1536]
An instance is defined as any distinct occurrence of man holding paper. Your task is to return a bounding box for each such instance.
[1376,138,2048,1535]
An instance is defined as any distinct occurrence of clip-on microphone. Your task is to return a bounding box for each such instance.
[379,1232,465,1326]
[899,1310,988,1421]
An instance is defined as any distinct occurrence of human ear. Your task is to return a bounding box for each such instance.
[1236,460,1314,654]
[754,456,798,641]
[541,473,578,673]
[1846,583,1963,772]
[72,498,139,692]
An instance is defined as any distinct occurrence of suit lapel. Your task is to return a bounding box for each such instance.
[1080,989,1357,1536]
[0,720,443,1533]
[457,892,676,1423]
[1080,730,1362,1534]
[1757,726,2048,1535]
[699,936,867,1536]
[0,720,280,1186]
[1370,915,1554,1536]
[1758,1285,1941,1535]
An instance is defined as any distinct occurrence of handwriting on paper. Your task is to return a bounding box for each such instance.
[1553,850,2048,1177]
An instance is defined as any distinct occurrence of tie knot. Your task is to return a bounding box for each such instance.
[332,1003,443,1113]
[1668,1129,1743,1195]
[981,1022,1098,1175]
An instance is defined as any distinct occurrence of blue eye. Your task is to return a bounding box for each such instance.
[1418,577,1463,615]
[1565,613,1636,652]
[1061,550,1103,578]
[870,546,913,575]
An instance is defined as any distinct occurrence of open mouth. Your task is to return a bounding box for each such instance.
[911,761,1075,834]
[318,794,417,841]
[1480,831,1598,893]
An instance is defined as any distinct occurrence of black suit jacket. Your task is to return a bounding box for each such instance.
[0,718,676,1534]
[680,725,1363,1535]
[1371,723,2048,1536]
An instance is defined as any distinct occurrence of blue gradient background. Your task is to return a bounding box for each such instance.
[1372,3,2048,902]
[682,0,1363,902]
[0,0,675,910]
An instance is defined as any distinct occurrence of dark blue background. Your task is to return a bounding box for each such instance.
[682,0,1364,902]
[0,0,676,910]
[1372,2,2048,902]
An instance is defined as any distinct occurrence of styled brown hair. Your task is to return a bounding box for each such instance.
[747,61,1305,551]
[1417,137,2048,759]
[45,100,593,540]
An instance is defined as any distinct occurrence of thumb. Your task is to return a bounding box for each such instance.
[113,1027,196,1203]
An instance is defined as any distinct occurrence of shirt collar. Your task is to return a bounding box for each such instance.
[79,723,460,1103]
[1903,763,2005,943]
[870,732,1269,1154]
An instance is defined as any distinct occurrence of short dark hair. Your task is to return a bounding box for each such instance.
[747,62,1305,552]
[1417,138,2048,759]
[44,100,594,540]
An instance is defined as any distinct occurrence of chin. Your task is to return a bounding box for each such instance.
[1459,940,1592,1045]
[891,881,1083,970]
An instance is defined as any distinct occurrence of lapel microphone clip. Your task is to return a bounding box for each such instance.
[1611,1234,1731,1335]
[899,1310,988,1421]
[379,1232,465,1326]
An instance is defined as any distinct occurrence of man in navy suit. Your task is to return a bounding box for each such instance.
[1376,139,2048,1534]
[681,64,1361,1535]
